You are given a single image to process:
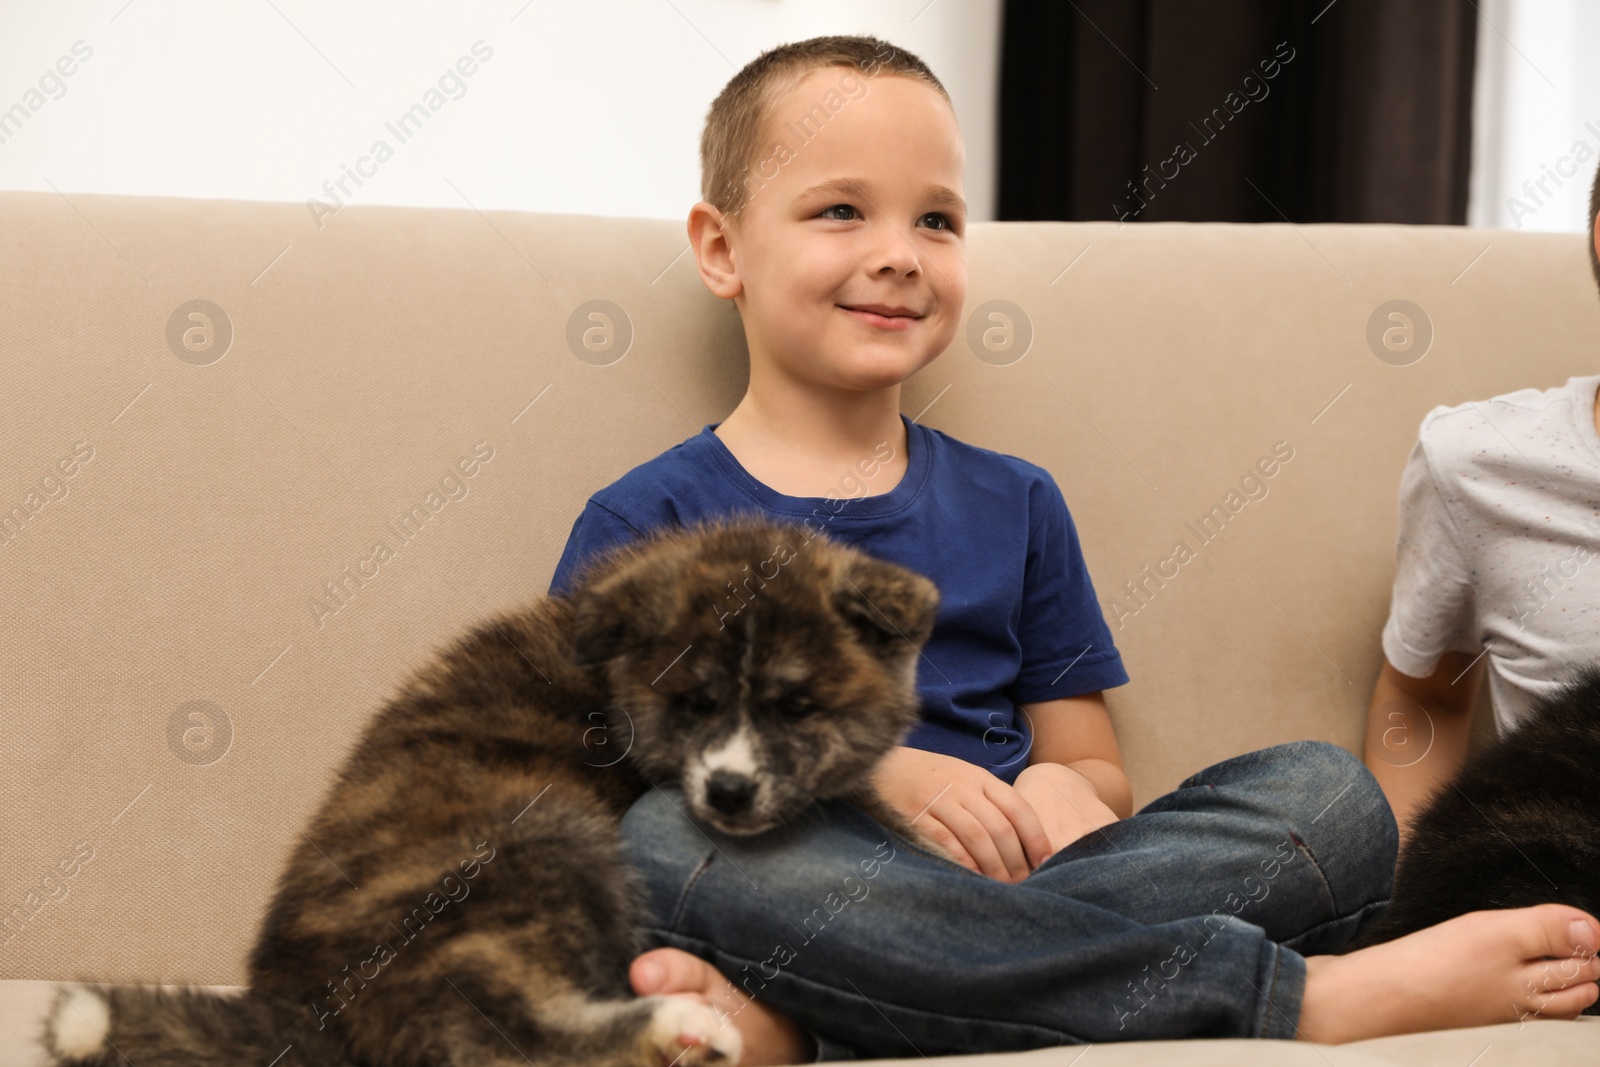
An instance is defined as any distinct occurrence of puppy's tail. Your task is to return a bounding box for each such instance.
[41,982,341,1067]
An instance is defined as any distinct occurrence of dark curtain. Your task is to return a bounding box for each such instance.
[998,0,1478,224]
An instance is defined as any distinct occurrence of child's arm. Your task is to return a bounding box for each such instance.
[1009,692,1130,862]
[1369,422,1483,844]
[1020,691,1133,819]
[1362,650,1484,847]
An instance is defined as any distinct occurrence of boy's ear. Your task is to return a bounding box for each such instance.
[831,554,940,653]
[687,200,742,301]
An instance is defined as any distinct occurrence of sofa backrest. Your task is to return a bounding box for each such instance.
[4,190,1597,983]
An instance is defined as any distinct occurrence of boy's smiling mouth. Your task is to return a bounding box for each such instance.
[838,304,923,329]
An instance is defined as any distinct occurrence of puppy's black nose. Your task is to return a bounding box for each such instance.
[706,771,756,814]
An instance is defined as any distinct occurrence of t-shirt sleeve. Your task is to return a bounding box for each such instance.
[1008,471,1131,703]
[547,501,647,598]
[1380,430,1480,678]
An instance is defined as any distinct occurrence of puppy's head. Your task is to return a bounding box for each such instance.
[569,515,939,835]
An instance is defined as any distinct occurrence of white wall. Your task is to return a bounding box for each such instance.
[1469,0,1600,232]
[0,0,1001,223]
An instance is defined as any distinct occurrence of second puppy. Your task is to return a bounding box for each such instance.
[1347,663,1600,1015]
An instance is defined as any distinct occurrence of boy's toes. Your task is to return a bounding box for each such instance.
[1557,910,1600,959]
[1457,904,1600,965]
[1523,905,1600,961]
[631,947,719,998]
[1514,972,1600,1022]
[1516,947,1600,1006]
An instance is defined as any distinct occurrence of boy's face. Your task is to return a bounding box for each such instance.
[691,69,967,396]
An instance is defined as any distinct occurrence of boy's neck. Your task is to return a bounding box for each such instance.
[713,392,910,500]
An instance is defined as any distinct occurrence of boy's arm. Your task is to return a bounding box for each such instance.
[548,502,645,598]
[1370,421,1482,843]
[1363,650,1484,846]
[1022,692,1134,819]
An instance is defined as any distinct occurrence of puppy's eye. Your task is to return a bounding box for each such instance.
[776,697,816,720]
[683,694,717,716]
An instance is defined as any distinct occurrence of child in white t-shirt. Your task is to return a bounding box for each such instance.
[1365,166,1600,839]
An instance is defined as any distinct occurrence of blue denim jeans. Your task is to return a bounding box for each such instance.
[618,740,1397,1060]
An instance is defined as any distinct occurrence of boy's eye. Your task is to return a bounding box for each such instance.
[818,204,956,232]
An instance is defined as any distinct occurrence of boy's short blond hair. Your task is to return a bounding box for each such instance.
[699,34,951,231]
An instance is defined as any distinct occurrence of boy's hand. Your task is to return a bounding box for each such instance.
[1011,761,1121,861]
[872,746,1054,883]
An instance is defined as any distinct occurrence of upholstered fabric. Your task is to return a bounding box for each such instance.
[4,191,1598,1060]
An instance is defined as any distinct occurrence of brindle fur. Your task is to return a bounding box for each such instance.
[1345,663,1600,1017]
[41,515,945,1066]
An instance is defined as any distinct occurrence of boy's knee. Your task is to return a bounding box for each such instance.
[1274,740,1398,905]
[1186,740,1396,914]
[1276,740,1394,830]
[1269,738,1359,771]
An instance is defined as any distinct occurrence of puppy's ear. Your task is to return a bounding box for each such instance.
[831,554,940,652]
[569,583,632,666]
[568,548,689,666]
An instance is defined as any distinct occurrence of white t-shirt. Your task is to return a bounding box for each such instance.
[1382,373,1600,734]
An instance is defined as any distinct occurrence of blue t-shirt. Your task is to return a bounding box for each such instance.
[547,413,1129,785]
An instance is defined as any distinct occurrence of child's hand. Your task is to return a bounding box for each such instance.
[872,746,1054,883]
[1011,761,1121,861]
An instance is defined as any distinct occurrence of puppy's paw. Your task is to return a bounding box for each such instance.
[647,994,742,1066]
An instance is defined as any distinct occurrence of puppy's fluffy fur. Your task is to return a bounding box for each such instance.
[41,516,945,1067]
[1347,663,1600,1010]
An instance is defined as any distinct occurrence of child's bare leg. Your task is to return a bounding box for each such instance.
[630,947,816,1065]
[1298,904,1600,1043]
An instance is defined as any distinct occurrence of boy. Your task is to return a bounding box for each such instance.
[548,34,1600,1064]
[1365,166,1600,841]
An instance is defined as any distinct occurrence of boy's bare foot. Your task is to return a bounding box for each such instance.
[1298,904,1600,1043]
[630,947,817,1065]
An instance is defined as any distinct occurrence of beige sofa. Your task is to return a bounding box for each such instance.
[4,190,1598,1064]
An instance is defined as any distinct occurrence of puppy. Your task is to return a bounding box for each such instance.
[41,515,944,1067]
[1346,662,1600,1009]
